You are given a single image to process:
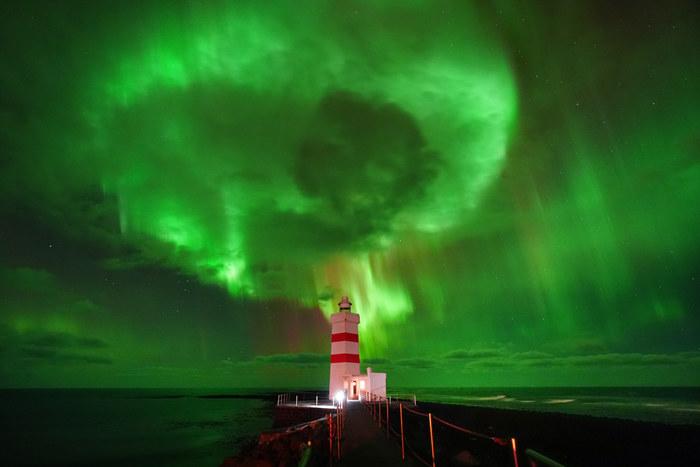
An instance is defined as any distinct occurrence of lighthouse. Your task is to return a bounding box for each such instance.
[328,296,386,401]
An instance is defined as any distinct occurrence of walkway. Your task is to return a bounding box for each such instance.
[338,402,419,467]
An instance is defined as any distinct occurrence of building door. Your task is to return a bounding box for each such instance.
[351,380,357,399]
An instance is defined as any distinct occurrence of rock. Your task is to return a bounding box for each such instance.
[454,449,481,466]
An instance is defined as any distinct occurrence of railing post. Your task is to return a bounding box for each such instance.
[511,437,519,467]
[328,414,333,466]
[400,403,405,461]
[296,395,298,406]
[316,395,319,406]
[414,394,417,406]
[428,413,436,467]
[336,409,341,459]
[386,398,390,436]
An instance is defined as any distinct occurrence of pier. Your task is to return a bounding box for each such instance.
[263,394,564,467]
[337,401,419,467]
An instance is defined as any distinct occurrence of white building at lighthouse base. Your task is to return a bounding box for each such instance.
[338,366,386,401]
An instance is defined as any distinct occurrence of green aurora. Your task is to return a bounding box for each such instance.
[1,0,699,387]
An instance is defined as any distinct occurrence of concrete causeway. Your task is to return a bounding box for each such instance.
[337,402,420,467]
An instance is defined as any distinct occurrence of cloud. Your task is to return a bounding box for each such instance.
[19,347,112,365]
[0,327,112,367]
[293,90,438,241]
[317,288,335,302]
[440,347,700,369]
[250,353,436,370]
[0,267,103,316]
[443,348,506,360]
[26,332,108,349]
[514,351,554,360]
[1,267,58,294]
[557,352,700,368]
[395,358,436,369]
[363,357,389,365]
[255,352,328,366]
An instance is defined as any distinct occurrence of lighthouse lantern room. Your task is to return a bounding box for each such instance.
[328,296,387,401]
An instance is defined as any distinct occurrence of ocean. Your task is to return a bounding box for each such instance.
[2,387,699,466]
[1,389,274,467]
[402,386,700,425]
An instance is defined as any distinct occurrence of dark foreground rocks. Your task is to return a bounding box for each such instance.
[221,415,332,467]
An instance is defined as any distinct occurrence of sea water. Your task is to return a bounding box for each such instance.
[0,389,274,467]
[401,386,700,425]
[4,387,699,466]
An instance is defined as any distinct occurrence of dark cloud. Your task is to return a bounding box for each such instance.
[255,352,327,366]
[514,351,554,360]
[26,333,108,349]
[444,348,700,369]
[0,267,103,316]
[363,357,389,365]
[443,348,506,360]
[434,346,700,372]
[20,347,55,359]
[19,347,112,365]
[317,288,335,302]
[243,89,443,268]
[0,327,112,367]
[294,90,438,245]
[395,358,435,369]
[561,352,700,368]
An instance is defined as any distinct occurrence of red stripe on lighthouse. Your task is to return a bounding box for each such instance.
[331,332,358,342]
[330,353,360,363]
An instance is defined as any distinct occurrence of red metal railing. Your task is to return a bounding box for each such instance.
[274,392,565,466]
[364,395,566,467]
[270,395,346,466]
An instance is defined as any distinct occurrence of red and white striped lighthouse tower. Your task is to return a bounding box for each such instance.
[328,296,360,400]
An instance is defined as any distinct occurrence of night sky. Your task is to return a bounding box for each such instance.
[1,1,699,388]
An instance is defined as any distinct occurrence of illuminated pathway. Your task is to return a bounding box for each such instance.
[338,402,418,467]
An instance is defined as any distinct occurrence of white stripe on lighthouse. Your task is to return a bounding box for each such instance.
[331,341,359,355]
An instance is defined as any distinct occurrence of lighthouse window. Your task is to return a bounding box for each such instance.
[359,380,365,390]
